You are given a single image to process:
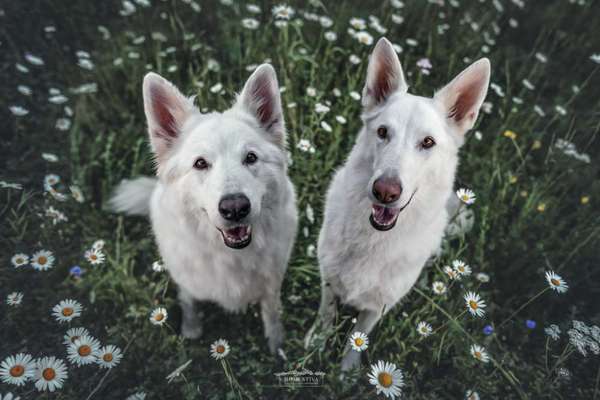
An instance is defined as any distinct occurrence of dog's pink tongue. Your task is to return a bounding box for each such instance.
[372,205,400,224]
[226,226,249,239]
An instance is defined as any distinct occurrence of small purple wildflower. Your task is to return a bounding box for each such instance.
[483,325,494,335]
[526,319,536,329]
[69,265,84,278]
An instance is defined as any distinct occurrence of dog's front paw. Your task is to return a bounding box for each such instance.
[267,322,284,354]
[181,321,203,339]
[340,350,362,372]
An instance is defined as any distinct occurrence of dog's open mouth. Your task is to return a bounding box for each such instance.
[218,225,252,249]
[369,190,417,231]
[370,205,400,231]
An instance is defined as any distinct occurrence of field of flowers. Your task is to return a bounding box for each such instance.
[1,0,600,399]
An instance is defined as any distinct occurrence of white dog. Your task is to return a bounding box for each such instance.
[109,64,297,353]
[309,37,490,370]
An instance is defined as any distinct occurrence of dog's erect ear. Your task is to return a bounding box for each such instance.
[143,72,194,161]
[238,64,285,147]
[362,37,408,111]
[434,58,490,134]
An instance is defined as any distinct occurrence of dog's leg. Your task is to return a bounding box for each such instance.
[340,309,381,371]
[261,292,284,354]
[179,288,203,339]
[304,282,337,348]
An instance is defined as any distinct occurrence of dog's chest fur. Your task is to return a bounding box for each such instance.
[150,183,296,312]
[319,160,449,312]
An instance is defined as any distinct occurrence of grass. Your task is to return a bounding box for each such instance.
[1,0,600,398]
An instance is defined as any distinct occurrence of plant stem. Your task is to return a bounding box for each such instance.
[497,287,550,329]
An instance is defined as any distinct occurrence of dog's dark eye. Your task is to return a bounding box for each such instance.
[377,126,388,140]
[193,157,209,170]
[244,152,258,165]
[421,136,436,149]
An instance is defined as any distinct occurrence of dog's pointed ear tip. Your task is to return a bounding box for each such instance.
[375,36,393,48]
[473,58,491,73]
[143,72,163,85]
[250,63,277,79]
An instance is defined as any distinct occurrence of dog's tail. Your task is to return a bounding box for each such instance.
[108,177,157,216]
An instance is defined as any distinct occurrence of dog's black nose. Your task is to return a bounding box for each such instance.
[372,177,402,204]
[219,193,251,221]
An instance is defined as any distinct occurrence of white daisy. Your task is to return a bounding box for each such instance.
[41,152,58,162]
[33,356,68,392]
[149,307,168,326]
[466,390,480,400]
[545,270,568,293]
[44,174,60,187]
[272,4,294,20]
[210,339,231,360]
[349,17,366,30]
[470,344,490,363]
[456,188,476,205]
[453,259,472,277]
[52,299,83,323]
[10,253,29,268]
[349,331,369,352]
[6,292,23,306]
[242,18,259,30]
[96,345,123,369]
[416,321,433,337]
[0,353,35,386]
[67,334,101,366]
[31,250,55,271]
[476,272,490,283]
[63,327,90,346]
[355,31,374,46]
[432,281,447,295]
[70,185,85,203]
[367,360,404,399]
[444,265,459,280]
[0,393,21,400]
[84,248,105,265]
[11,105,28,117]
[464,292,486,318]
[92,239,105,250]
[126,392,147,400]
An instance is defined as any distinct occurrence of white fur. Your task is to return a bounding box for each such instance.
[110,64,297,353]
[308,38,490,370]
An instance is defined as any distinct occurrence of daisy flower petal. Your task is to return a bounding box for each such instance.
[210,339,230,360]
[34,356,68,392]
[367,360,404,399]
[0,353,35,386]
[349,331,369,352]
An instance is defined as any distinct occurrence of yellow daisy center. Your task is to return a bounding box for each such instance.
[38,256,47,265]
[90,254,97,260]
[42,367,56,381]
[458,266,465,272]
[461,195,469,201]
[15,257,23,264]
[154,313,164,322]
[103,353,113,362]
[62,307,74,317]
[378,372,393,388]
[78,345,92,357]
[550,278,560,286]
[474,351,482,359]
[216,345,226,354]
[354,338,364,346]
[10,365,24,377]
[469,300,479,310]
